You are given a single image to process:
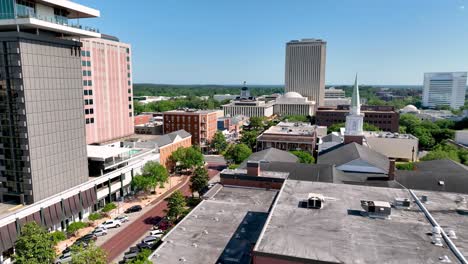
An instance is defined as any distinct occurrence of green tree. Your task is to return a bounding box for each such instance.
[412,127,436,149]
[421,149,460,163]
[190,166,210,196]
[70,241,107,264]
[131,175,152,193]
[142,161,169,192]
[363,123,381,131]
[282,115,309,122]
[165,190,187,223]
[210,131,228,154]
[170,147,204,171]
[248,116,265,131]
[128,249,152,264]
[399,114,421,133]
[14,222,56,264]
[67,222,88,236]
[290,150,315,164]
[240,130,259,149]
[101,202,117,213]
[327,123,345,134]
[50,231,67,245]
[224,143,252,164]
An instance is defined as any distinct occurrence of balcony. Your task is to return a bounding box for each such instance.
[0,9,100,38]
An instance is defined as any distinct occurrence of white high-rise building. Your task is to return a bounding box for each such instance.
[423,72,467,109]
[285,39,326,106]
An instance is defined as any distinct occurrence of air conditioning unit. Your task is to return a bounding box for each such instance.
[394,198,411,209]
[361,200,391,219]
[307,193,324,209]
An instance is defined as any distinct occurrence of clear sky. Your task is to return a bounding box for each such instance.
[78,0,468,85]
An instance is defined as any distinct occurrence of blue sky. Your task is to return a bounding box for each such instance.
[78,0,468,85]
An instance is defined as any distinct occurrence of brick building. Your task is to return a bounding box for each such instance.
[163,109,218,146]
[154,130,192,169]
[316,105,399,132]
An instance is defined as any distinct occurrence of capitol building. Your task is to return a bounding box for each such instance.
[274,92,316,116]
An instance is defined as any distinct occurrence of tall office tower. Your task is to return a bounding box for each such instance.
[285,39,326,106]
[423,72,467,109]
[81,35,134,144]
[0,0,99,204]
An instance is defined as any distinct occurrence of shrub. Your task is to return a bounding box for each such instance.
[88,213,103,221]
[396,162,415,171]
[228,164,239,169]
[50,231,67,244]
[67,222,88,235]
[101,202,117,213]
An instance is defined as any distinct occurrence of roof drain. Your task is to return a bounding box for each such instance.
[409,190,467,264]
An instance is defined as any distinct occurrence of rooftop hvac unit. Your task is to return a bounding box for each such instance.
[307,193,325,209]
[361,200,391,219]
[394,198,411,209]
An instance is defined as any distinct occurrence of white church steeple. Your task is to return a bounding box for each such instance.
[345,74,364,135]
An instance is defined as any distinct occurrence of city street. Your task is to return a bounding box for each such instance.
[100,160,224,263]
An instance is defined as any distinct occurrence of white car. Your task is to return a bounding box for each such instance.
[99,219,122,229]
[115,215,129,223]
[141,235,160,245]
[92,228,108,237]
[55,252,72,264]
[149,230,164,238]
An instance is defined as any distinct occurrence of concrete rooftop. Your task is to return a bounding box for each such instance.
[254,180,464,264]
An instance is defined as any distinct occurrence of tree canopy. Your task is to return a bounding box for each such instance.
[290,150,315,164]
[224,143,252,164]
[165,190,187,223]
[190,167,210,196]
[14,222,56,264]
[127,249,152,264]
[210,131,228,154]
[70,241,107,264]
[142,161,169,190]
[421,143,468,165]
[170,146,204,171]
[239,130,259,149]
[281,115,309,123]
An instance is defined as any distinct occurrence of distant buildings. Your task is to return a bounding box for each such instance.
[256,122,325,153]
[285,39,326,106]
[423,72,467,109]
[82,35,134,144]
[222,84,275,117]
[324,87,346,98]
[163,109,218,146]
[273,92,316,116]
[213,94,238,102]
[455,130,468,146]
[316,105,400,132]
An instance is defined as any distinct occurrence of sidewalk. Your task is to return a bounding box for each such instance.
[55,176,185,254]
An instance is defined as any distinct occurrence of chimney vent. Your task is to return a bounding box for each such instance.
[247,161,260,176]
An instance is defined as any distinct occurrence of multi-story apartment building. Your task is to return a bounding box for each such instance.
[256,122,319,153]
[163,109,218,146]
[423,72,467,109]
[81,35,134,144]
[285,39,326,106]
[0,0,100,204]
[316,105,399,132]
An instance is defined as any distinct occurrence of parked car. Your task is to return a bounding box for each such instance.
[115,215,129,223]
[136,242,152,250]
[123,250,139,261]
[78,233,97,242]
[62,247,71,255]
[55,252,72,264]
[127,246,140,253]
[125,205,142,214]
[92,228,108,237]
[99,219,122,229]
[141,235,159,246]
[149,230,164,238]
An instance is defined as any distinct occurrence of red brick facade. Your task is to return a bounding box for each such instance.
[159,136,192,168]
[134,114,152,125]
[163,110,218,145]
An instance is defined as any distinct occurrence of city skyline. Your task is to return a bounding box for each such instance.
[77,0,468,85]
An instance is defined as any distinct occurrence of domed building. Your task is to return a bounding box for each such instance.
[400,104,420,114]
[274,92,316,116]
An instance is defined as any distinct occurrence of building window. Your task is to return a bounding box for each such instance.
[82,61,86,66]
[129,104,132,109]
[128,73,131,78]
[86,51,91,57]
[83,70,87,76]
[90,118,94,124]
[129,112,133,117]
[86,118,90,124]
[87,71,92,76]
[126,48,130,54]
[87,61,91,67]
[90,108,94,114]
[85,99,88,105]
[128,80,131,85]
[128,89,131,93]
[88,89,93,96]
[128,96,131,101]
[81,50,86,56]
[88,80,92,86]
[127,56,130,62]
[83,80,87,86]
[85,109,89,115]
[89,99,93,105]
[84,90,88,96]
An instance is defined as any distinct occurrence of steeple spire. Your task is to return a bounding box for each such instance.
[351,73,361,115]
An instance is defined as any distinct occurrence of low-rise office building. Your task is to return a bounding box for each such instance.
[223,100,274,118]
[316,105,400,132]
[364,131,419,161]
[256,122,320,153]
[324,87,346,98]
[163,109,218,146]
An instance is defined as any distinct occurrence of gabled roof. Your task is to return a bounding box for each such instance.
[153,130,191,148]
[395,159,468,194]
[321,133,342,143]
[317,142,390,173]
[239,148,298,168]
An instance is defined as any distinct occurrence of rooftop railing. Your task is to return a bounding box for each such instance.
[0,10,99,34]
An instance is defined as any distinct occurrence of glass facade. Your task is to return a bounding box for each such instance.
[0,0,14,19]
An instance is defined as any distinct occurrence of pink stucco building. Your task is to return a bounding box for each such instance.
[81,35,134,144]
